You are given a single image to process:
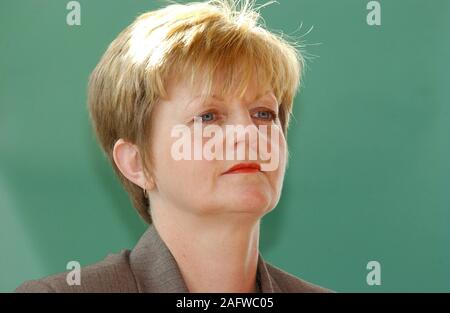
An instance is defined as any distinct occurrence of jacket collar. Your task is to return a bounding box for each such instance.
[129,223,281,293]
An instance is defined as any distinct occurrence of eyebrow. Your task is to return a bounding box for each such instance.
[187,91,277,109]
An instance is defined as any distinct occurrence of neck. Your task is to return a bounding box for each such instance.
[151,204,261,293]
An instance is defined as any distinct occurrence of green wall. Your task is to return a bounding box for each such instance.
[1,0,449,292]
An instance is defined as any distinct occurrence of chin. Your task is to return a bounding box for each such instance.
[228,187,273,214]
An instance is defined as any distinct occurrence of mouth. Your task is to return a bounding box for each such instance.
[222,162,262,175]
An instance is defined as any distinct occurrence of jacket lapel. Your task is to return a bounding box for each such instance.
[129,224,189,292]
[257,253,282,293]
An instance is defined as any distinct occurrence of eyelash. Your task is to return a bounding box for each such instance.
[253,110,278,121]
[193,109,278,124]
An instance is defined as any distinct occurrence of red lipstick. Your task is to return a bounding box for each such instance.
[222,163,261,175]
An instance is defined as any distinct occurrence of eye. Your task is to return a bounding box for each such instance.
[252,110,277,121]
[194,111,216,123]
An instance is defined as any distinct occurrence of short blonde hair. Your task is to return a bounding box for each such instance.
[87,0,305,224]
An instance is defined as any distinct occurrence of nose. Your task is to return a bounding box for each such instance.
[225,108,260,161]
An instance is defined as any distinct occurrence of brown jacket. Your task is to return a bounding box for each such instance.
[15,224,331,293]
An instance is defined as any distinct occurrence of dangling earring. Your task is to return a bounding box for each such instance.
[143,188,148,199]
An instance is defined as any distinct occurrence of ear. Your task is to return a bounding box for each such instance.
[112,139,155,190]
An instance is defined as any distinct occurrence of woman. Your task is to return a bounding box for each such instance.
[16,0,331,293]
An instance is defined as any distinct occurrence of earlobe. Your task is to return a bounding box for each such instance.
[112,139,148,189]
[145,175,156,191]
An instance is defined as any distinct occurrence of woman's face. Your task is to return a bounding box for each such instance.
[147,74,287,221]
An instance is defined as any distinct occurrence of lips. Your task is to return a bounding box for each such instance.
[222,162,261,175]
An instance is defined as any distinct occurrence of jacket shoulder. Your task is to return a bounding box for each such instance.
[264,262,334,293]
[15,249,137,293]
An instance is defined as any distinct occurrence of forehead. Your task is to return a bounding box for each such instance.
[165,68,274,106]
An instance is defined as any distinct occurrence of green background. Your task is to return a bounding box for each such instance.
[1,0,449,292]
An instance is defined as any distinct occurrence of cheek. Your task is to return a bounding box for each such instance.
[152,130,217,195]
[278,137,287,177]
[266,131,287,193]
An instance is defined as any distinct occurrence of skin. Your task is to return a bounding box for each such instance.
[113,71,287,292]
